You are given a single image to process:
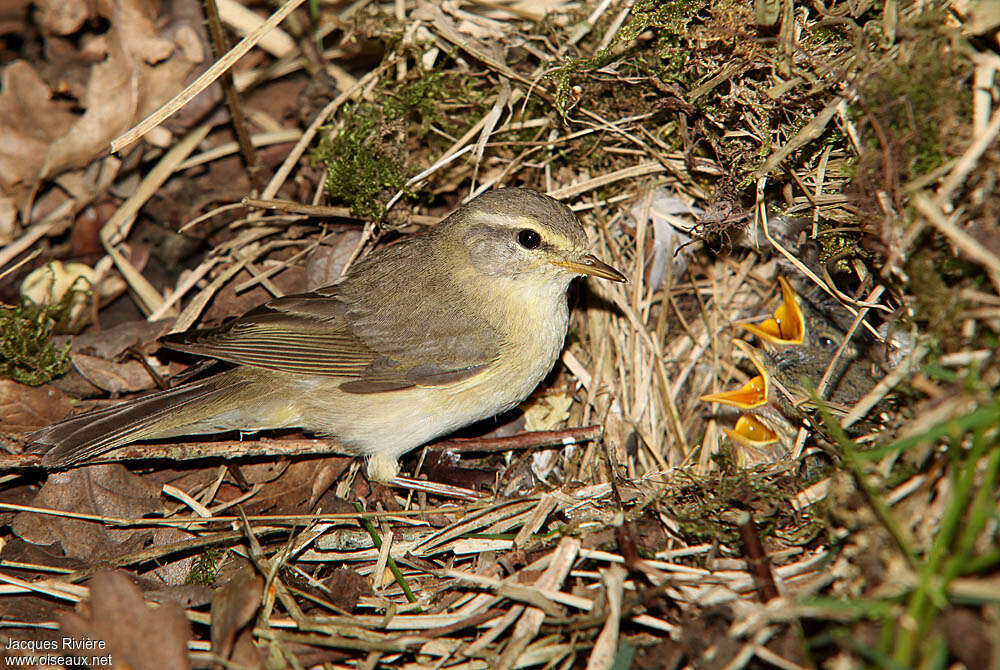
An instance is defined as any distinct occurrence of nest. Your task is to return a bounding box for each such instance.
[1,1,999,668]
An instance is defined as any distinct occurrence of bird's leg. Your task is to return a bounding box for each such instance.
[366,451,400,483]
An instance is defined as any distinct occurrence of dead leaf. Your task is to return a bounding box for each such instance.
[71,318,176,359]
[306,229,365,288]
[308,459,352,507]
[523,393,573,432]
[324,568,373,612]
[35,0,94,35]
[115,0,176,64]
[231,628,265,669]
[243,458,342,514]
[0,380,73,433]
[10,464,163,561]
[147,526,199,585]
[70,352,157,393]
[146,584,213,609]
[0,61,77,206]
[42,0,209,178]
[203,260,308,323]
[58,319,179,393]
[61,570,191,670]
[0,0,31,36]
[211,566,264,662]
[42,27,138,177]
[0,538,81,628]
[228,460,288,486]
[0,196,16,243]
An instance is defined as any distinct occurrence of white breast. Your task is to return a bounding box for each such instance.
[296,276,572,460]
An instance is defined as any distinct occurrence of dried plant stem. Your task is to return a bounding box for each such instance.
[203,0,264,194]
[112,0,309,150]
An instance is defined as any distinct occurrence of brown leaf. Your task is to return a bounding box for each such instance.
[229,460,290,486]
[230,628,265,669]
[0,196,16,243]
[0,539,81,627]
[70,318,175,359]
[0,379,73,433]
[115,0,175,64]
[0,0,31,36]
[305,229,365,288]
[41,29,137,178]
[35,0,93,35]
[308,459,352,507]
[61,570,191,670]
[146,526,198,585]
[203,261,308,323]
[211,567,264,662]
[70,352,157,393]
[10,464,163,561]
[243,458,342,514]
[59,319,179,394]
[0,61,77,206]
[42,0,207,178]
[323,568,373,612]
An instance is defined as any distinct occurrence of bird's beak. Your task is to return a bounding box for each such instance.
[724,414,780,447]
[553,254,627,282]
[700,340,770,409]
[737,276,805,345]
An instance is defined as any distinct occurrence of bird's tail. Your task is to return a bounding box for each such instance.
[30,374,251,467]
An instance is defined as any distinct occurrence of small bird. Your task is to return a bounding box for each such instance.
[736,276,875,411]
[31,188,626,481]
[702,276,884,462]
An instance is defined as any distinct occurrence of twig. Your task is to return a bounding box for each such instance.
[112,0,309,151]
[243,197,439,225]
[913,192,1000,295]
[428,426,603,453]
[101,125,210,318]
[204,0,264,194]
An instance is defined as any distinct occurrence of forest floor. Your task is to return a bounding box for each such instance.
[1,0,999,668]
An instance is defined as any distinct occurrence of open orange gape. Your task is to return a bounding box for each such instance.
[701,276,808,454]
[735,276,805,346]
[701,339,780,449]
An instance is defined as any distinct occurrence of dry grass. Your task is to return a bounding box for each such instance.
[2,0,1000,668]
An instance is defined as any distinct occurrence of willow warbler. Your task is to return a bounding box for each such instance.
[32,188,626,481]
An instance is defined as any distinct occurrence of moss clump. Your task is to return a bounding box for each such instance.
[852,13,971,186]
[904,246,970,347]
[549,0,709,119]
[314,68,483,222]
[185,547,224,586]
[664,466,796,546]
[317,111,409,222]
[0,298,73,386]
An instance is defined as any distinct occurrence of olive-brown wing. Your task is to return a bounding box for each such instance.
[160,289,496,392]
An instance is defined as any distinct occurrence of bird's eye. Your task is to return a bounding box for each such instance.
[517,228,541,250]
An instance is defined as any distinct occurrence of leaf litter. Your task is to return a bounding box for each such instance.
[1,0,999,668]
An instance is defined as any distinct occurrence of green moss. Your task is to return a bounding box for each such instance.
[316,111,409,222]
[664,464,797,546]
[185,547,224,586]
[905,246,969,345]
[313,68,485,221]
[548,0,709,119]
[853,13,971,181]
[0,297,73,386]
[815,226,868,266]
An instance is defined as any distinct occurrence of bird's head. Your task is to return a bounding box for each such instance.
[435,188,626,288]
